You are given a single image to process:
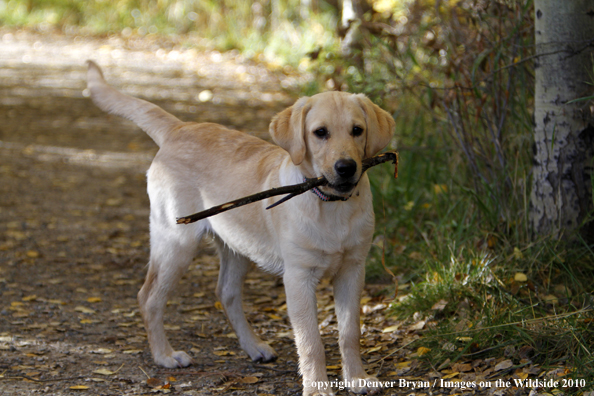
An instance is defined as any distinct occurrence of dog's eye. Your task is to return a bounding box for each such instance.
[352,126,364,137]
[313,127,328,139]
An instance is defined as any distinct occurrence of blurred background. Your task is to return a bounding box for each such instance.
[1,0,593,388]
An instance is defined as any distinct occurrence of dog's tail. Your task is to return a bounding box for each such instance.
[86,60,182,147]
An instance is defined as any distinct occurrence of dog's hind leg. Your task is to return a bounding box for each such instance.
[138,226,201,368]
[213,237,277,362]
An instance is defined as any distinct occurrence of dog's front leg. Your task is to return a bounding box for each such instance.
[283,265,333,396]
[333,256,379,395]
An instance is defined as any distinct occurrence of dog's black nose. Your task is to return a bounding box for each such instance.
[335,159,357,179]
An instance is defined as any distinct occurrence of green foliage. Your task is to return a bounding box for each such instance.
[312,0,594,382]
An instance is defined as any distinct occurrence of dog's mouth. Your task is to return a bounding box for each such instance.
[319,179,358,198]
[330,181,357,193]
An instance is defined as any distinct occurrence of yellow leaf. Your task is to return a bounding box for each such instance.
[74,306,95,314]
[267,314,282,320]
[22,295,37,302]
[326,365,341,370]
[239,376,259,384]
[516,372,529,380]
[514,273,527,282]
[442,372,459,379]
[93,368,115,375]
[69,385,89,390]
[122,349,143,354]
[26,250,40,258]
[513,247,524,260]
[87,297,102,303]
[163,324,180,331]
[433,184,448,194]
[366,346,382,353]
[456,337,473,342]
[214,301,223,310]
[417,347,431,356]
[395,361,411,368]
[382,324,400,333]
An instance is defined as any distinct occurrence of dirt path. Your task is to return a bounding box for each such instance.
[0,30,414,396]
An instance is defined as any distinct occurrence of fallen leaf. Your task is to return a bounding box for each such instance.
[409,320,426,331]
[74,306,96,314]
[452,363,472,372]
[494,359,513,371]
[239,376,259,384]
[431,299,448,310]
[382,324,400,333]
[123,349,143,354]
[69,385,89,390]
[91,348,113,354]
[417,347,431,356]
[442,372,459,379]
[26,250,40,258]
[87,297,102,303]
[366,346,382,353]
[147,377,164,388]
[514,273,527,282]
[80,319,101,324]
[93,368,115,375]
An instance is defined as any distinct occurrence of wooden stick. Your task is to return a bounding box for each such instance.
[176,151,398,224]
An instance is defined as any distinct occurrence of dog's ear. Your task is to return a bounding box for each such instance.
[269,97,310,165]
[355,94,395,157]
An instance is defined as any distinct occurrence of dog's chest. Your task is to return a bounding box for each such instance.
[295,201,374,253]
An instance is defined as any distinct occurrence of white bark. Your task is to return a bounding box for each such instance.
[531,0,594,237]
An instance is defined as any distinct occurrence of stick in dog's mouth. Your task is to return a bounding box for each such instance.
[176,151,398,225]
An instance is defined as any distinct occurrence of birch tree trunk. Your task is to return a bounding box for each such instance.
[531,0,594,238]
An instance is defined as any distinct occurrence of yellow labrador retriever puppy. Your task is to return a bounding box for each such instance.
[86,60,394,396]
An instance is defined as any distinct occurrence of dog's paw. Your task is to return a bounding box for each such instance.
[244,341,277,363]
[348,376,381,395]
[154,350,194,368]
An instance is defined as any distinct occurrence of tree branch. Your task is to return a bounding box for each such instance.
[176,151,398,224]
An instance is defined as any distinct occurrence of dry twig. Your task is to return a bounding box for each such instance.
[176,151,398,224]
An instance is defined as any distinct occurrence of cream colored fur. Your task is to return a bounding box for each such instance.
[86,60,395,396]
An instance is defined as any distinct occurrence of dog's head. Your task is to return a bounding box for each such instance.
[270,91,395,198]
